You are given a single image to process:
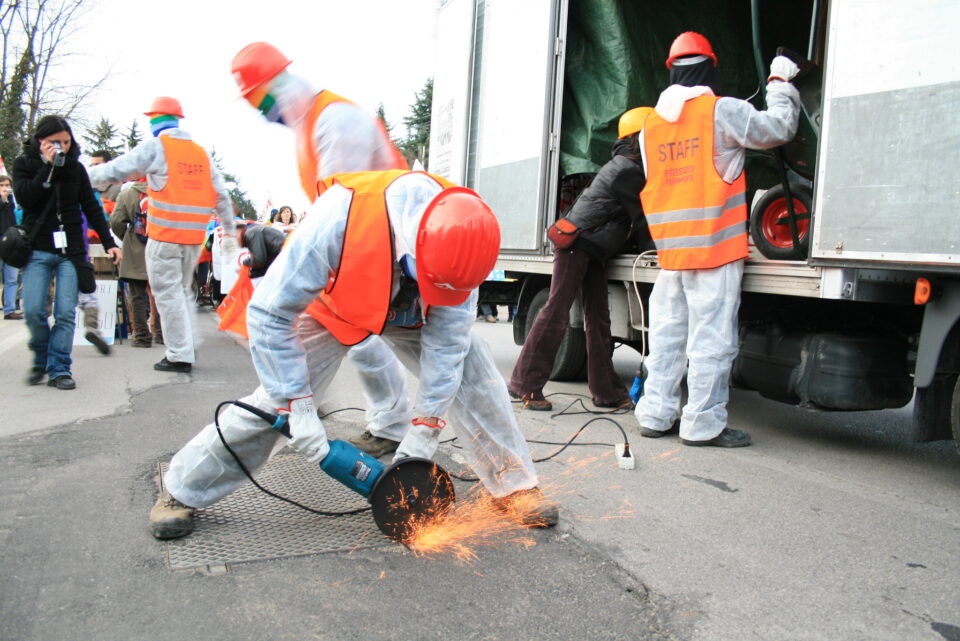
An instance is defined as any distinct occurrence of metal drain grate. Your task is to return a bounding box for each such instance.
[158,452,391,570]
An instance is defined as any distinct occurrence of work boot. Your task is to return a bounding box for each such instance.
[85,330,111,356]
[154,357,191,373]
[348,430,400,458]
[131,338,152,348]
[149,490,196,540]
[519,392,552,412]
[494,487,559,528]
[640,421,680,438]
[681,428,751,448]
[594,397,635,410]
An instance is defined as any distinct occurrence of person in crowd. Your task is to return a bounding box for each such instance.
[238,222,286,283]
[272,205,297,233]
[229,41,411,457]
[89,97,235,373]
[110,178,153,347]
[12,115,121,390]
[634,32,799,447]
[0,174,22,319]
[149,169,558,540]
[508,108,655,412]
[89,150,121,214]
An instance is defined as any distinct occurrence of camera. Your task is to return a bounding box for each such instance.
[52,141,65,167]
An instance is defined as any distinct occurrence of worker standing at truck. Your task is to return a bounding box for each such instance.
[634,32,800,447]
[229,42,411,458]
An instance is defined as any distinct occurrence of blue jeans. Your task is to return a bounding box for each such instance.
[1,259,18,314]
[22,250,78,378]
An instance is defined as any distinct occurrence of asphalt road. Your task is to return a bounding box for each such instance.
[1,307,958,641]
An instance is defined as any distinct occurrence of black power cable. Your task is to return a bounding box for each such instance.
[213,401,371,517]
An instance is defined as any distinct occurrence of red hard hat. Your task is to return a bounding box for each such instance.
[415,187,501,307]
[144,96,184,118]
[666,31,717,69]
[231,42,293,97]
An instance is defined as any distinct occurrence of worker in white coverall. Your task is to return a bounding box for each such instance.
[634,32,800,447]
[148,170,558,539]
[89,97,235,372]
[229,41,412,458]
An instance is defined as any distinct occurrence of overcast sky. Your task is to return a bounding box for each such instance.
[64,0,440,216]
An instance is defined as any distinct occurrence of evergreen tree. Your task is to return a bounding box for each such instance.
[82,117,122,156]
[399,78,433,166]
[210,148,257,221]
[0,43,33,168]
[376,102,394,141]
[124,119,143,150]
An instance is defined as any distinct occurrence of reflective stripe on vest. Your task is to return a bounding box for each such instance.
[640,95,748,270]
[295,91,409,201]
[304,170,455,346]
[147,137,217,245]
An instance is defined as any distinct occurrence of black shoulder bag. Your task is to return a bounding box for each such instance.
[0,186,58,269]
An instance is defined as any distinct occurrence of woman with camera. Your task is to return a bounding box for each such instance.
[12,115,121,390]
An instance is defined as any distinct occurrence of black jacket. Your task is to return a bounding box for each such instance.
[12,138,116,257]
[0,199,15,236]
[241,224,287,279]
[565,137,654,261]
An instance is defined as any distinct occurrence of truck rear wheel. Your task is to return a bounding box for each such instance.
[525,289,587,382]
[750,182,812,261]
[950,376,960,453]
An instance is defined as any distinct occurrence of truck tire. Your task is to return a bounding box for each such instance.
[750,182,812,261]
[950,376,960,453]
[912,374,957,442]
[525,289,587,382]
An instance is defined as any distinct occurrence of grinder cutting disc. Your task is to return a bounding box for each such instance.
[369,457,455,542]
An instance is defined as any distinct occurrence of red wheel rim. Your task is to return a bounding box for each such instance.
[761,197,809,249]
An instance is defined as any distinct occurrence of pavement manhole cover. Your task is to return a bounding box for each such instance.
[158,452,391,570]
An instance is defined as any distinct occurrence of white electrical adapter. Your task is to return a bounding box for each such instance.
[615,443,635,470]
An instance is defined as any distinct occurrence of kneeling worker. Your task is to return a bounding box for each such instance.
[149,169,559,539]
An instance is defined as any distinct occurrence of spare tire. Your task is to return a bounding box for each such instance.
[524,288,587,382]
[750,182,813,261]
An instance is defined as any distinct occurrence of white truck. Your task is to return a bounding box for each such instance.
[428,0,960,451]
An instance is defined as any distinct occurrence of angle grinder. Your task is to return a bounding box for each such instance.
[233,401,456,542]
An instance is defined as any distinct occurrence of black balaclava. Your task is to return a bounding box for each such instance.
[669,55,721,95]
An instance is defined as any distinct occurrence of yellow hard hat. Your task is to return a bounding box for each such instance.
[618,107,653,139]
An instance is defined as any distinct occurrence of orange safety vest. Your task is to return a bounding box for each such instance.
[640,95,748,270]
[295,91,409,201]
[304,170,453,346]
[146,137,218,245]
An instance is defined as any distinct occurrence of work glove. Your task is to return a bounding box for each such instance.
[279,396,330,463]
[393,417,445,463]
[221,235,239,259]
[768,55,799,83]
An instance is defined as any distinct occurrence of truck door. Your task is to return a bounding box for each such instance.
[811,0,960,266]
[430,0,566,253]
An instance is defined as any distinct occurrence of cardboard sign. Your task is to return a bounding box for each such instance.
[74,279,118,346]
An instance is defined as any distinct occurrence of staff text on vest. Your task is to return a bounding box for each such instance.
[658,137,700,162]
[177,162,207,176]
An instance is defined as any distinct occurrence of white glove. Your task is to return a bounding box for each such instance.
[768,55,799,82]
[281,396,330,463]
[393,419,443,463]
[221,235,239,258]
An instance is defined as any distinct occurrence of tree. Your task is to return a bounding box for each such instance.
[0,36,32,167]
[0,0,109,155]
[398,77,433,167]
[376,102,396,144]
[123,119,142,150]
[210,148,257,221]
[81,116,122,156]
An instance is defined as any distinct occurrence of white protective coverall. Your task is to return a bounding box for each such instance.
[276,73,412,443]
[165,172,539,508]
[635,81,799,441]
[89,129,235,365]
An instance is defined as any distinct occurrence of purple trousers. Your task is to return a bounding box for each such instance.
[509,248,628,405]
